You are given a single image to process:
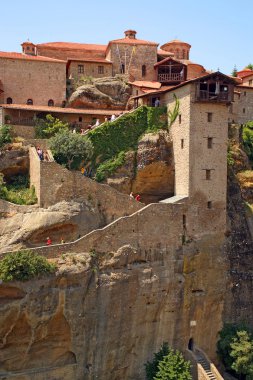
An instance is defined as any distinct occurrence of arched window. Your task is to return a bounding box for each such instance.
[142,65,146,77]
[48,99,54,106]
[6,97,13,104]
[27,99,33,105]
[120,63,125,74]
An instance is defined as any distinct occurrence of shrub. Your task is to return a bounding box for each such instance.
[95,151,126,182]
[0,250,56,282]
[0,124,12,148]
[49,130,93,169]
[242,122,253,162]
[145,342,170,380]
[0,174,37,205]
[230,330,253,379]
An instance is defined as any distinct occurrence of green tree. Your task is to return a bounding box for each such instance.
[232,65,238,77]
[246,64,253,71]
[154,349,192,380]
[35,114,69,138]
[230,331,253,379]
[0,250,56,282]
[145,343,170,380]
[0,124,12,148]
[168,94,180,128]
[49,130,93,169]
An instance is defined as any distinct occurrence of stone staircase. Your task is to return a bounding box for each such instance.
[196,353,216,380]
[194,348,223,380]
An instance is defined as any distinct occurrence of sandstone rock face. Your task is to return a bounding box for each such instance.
[0,235,227,380]
[68,76,131,109]
[0,145,29,178]
[106,131,174,203]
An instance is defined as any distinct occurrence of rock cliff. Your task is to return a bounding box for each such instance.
[68,76,131,110]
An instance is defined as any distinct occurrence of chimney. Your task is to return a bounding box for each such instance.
[124,30,137,39]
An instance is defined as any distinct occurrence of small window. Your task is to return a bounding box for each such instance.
[249,80,252,86]
[244,91,247,96]
[32,47,35,51]
[120,63,125,74]
[243,108,246,114]
[98,66,104,74]
[6,97,12,104]
[48,99,54,106]
[79,116,82,122]
[136,90,139,96]
[183,214,186,228]
[207,137,213,149]
[207,112,212,122]
[207,201,212,209]
[181,139,184,149]
[27,99,33,105]
[179,114,182,124]
[78,65,84,74]
[206,169,211,180]
[27,46,30,51]
[142,65,146,77]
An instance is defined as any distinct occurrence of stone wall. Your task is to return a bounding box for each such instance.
[234,86,253,124]
[68,61,112,79]
[37,46,106,61]
[0,57,66,106]
[12,125,35,139]
[107,44,157,81]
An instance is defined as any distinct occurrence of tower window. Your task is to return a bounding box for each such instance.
[249,80,252,86]
[79,116,82,122]
[243,108,246,114]
[6,97,12,104]
[207,112,213,122]
[78,65,84,74]
[181,139,184,149]
[206,169,211,180]
[183,214,186,229]
[48,99,54,106]
[98,66,104,74]
[142,65,146,77]
[27,99,33,105]
[207,137,213,149]
[179,114,182,124]
[207,201,212,209]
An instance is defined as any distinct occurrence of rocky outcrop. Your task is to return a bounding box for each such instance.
[0,144,29,178]
[68,76,131,109]
[106,131,174,203]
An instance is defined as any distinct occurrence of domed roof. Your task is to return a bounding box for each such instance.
[161,39,191,50]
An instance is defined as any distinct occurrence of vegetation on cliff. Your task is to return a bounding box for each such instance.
[0,124,12,148]
[145,342,192,380]
[242,121,253,162]
[0,173,37,205]
[35,114,69,138]
[217,323,253,379]
[0,250,56,282]
[87,106,168,181]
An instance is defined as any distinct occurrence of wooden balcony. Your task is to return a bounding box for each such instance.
[196,90,232,102]
[158,73,184,83]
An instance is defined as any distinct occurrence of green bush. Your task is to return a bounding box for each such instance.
[0,124,12,148]
[35,114,69,138]
[145,342,170,380]
[0,174,37,205]
[49,130,93,169]
[242,122,253,162]
[88,106,168,180]
[95,151,126,182]
[0,250,56,282]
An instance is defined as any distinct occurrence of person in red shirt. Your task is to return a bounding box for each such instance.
[46,237,52,245]
[135,194,141,202]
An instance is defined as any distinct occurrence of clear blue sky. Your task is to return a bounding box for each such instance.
[1,0,252,74]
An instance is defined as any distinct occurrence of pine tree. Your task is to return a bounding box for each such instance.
[154,349,192,380]
[230,330,253,379]
[145,343,170,380]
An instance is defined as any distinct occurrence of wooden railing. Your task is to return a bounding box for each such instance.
[158,73,183,82]
[197,90,231,102]
[12,117,35,126]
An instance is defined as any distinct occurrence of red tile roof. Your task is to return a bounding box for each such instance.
[0,51,66,63]
[158,49,174,56]
[37,42,107,51]
[129,81,161,89]
[0,104,125,115]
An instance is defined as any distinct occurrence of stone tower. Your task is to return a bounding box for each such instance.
[165,72,235,237]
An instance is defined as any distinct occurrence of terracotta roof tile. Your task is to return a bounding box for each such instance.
[0,51,66,63]
[130,81,161,89]
[37,42,107,51]
[0,104,125,115]
[67,57,112,64]
[157,49,174,56]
